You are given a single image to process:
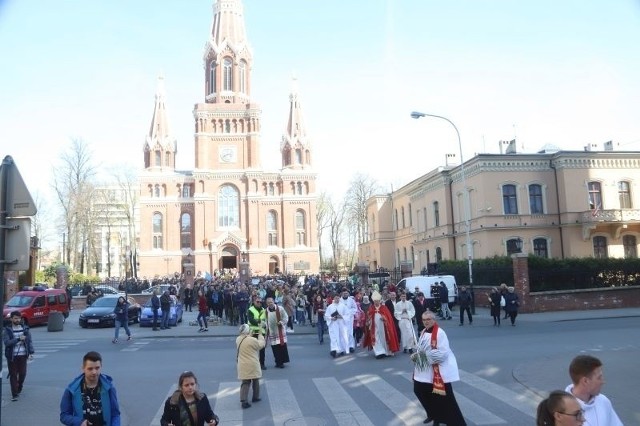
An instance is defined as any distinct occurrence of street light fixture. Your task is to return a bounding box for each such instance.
[411,111,475,314]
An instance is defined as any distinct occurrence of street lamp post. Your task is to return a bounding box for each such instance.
[411,111,475,314]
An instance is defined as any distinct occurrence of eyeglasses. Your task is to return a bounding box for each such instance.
[557,410,585,421]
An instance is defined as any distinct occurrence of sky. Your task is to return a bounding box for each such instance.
[1,0,640,237]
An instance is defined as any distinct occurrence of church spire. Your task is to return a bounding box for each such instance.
[281,75,312,170]
[143,76,177,170]
[210,0,247,47]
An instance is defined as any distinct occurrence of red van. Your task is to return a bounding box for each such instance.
[3,288,70,326]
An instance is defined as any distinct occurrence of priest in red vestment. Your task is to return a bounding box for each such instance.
[362,291,400,358]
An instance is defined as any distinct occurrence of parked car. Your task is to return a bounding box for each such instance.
[141,284,180,295]
[139,297,183,327]
[79,295,140,328]
[3,288,70,326]
[93,285,123,295]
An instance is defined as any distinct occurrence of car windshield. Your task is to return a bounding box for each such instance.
[5,295,34,307]
[91,297,119,308]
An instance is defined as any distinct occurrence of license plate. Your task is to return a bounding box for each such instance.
[88,319,100,323]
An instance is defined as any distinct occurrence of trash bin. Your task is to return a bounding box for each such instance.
[48,311,64,332]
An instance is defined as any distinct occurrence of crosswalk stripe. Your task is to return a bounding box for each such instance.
[314,377,374,426]
[459,369,538,418]
[355,374,424,424]
[266,379,304,425]
[400,374,508,425]
[149,385,177,426]
[211,381,244,425]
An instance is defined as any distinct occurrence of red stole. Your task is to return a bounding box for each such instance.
[267,305,285,346]
[430,323,446,395]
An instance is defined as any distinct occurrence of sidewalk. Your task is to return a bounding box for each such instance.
[37,306,640,341]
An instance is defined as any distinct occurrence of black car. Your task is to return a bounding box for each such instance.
[79,296,140,328]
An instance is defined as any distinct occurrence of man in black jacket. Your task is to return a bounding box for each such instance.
[160,291,172,330]
[3,311,35,401]
[458,286,473,326]
[151,289,161,330]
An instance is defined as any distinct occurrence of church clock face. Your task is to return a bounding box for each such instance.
[219,146,237,163]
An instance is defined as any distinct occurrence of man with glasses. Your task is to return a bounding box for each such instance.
[412,311,465,426]
[565,355,623,426]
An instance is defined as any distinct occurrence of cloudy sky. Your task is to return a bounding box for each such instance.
[1,0,639,221]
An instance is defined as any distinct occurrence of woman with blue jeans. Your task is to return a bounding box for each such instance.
[113,296,132,343]
[312,295,326,344]
[197,291,209,332]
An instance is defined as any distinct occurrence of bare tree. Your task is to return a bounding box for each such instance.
[344,173,380,245]
[52,138,97,271]
[316,191,332,267]
[327,196,346,271]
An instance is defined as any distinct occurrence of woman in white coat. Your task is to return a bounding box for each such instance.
[236,324,265,409]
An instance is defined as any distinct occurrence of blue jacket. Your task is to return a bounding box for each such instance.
[60,373,121,426]
[3,323,35,361]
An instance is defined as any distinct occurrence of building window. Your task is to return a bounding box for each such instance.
[435,247,442,262]
[623,235,637,258]
[401,206,406,228]
[529,184,544,214]
[423,207,428,231]
[225,119,231,133]
[503,184,518,214]
[433,202,440,227]
[180,213,191,249]
[296,182,303,195]
[411,246,415,265]
[239,60,247,93]
[619,181,632,208]
[218,185,239,228]
[593,236,608,259]
[588,181,602,211]
[533,238,548,258]
[268,183,275,196]
[155,151,161,167]
[267,210,278,246]
[296,210,306,245]
[209,61,216,94]
[223,58,232,91]
[403,247,407,261]
[154,184,160,198]
[506,238,521,255]
[152,213,163,249]
[182,184,191,198]
[408,203,413,227]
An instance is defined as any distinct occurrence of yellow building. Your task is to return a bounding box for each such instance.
[360,144,640,274]
[137,0,319,279]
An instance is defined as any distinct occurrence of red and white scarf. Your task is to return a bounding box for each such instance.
[430,323,446,395]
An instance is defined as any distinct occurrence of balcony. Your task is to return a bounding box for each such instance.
[581,209,640,223]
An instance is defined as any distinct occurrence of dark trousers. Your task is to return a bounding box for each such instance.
[459,306,472,324]
[197,312,208,328]
[161,309,170,328]
[414,380,466,425]
[8,355,28,397]
[316,315,326,342]
[152,308,159,329]
[508,311,518,325]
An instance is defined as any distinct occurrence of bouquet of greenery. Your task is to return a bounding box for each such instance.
[410,350,430,371]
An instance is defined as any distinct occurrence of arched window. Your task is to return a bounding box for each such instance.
[218,185,239,227]
[267,210,278,246]
[180,213,192,249]
[152,213,163,249]
[623,235,637,258]
[239,60,247,93]
[619,181,632,208]
[296,210,306,245]
[268,183,275,196]
[223,58,233,91]
[296,149,302,164]
[155,151,161,167]
[154,184,160,198]
[533,238,548,258]
[209,61,217,94]
[593,236,607,259]
[503,184,518,214]
[401,206,406,228]
[506,238,522,255]
[435,247,442,262]
[182,184,191,198]
[529,184,543,214]
[296,182,303,195]
[433,202,440,227]
[403,247,407,261]
[408,203,413,227]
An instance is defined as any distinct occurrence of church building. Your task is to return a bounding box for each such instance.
[137,0,319,279]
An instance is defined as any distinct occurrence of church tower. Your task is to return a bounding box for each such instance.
[281,77,313,170]
[194,0,261,171]
[143,76,177,170]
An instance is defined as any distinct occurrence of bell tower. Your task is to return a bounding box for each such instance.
[143,76,176,171]
[193,0,261,171]
[281,76,312,170]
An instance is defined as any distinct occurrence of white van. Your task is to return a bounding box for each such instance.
[397,275,458,305]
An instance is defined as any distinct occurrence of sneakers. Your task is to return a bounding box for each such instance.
[251,397,261,402]
[112,338,118,344]
[127,336,132,341]
[11,396,18,401]
[241,401,251,409]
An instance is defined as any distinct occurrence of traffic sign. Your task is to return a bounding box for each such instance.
[4,218,31,271]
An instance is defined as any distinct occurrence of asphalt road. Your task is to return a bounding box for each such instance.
[1,307,639,425]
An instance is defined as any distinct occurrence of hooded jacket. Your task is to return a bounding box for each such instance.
[59,373,121,426]
[565,384,623,426]
[161,389,218,426]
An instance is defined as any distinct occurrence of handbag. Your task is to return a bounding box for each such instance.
[500,296,506,307]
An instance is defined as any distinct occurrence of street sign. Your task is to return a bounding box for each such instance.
[0,156,37,217]
[4,218,31,271]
